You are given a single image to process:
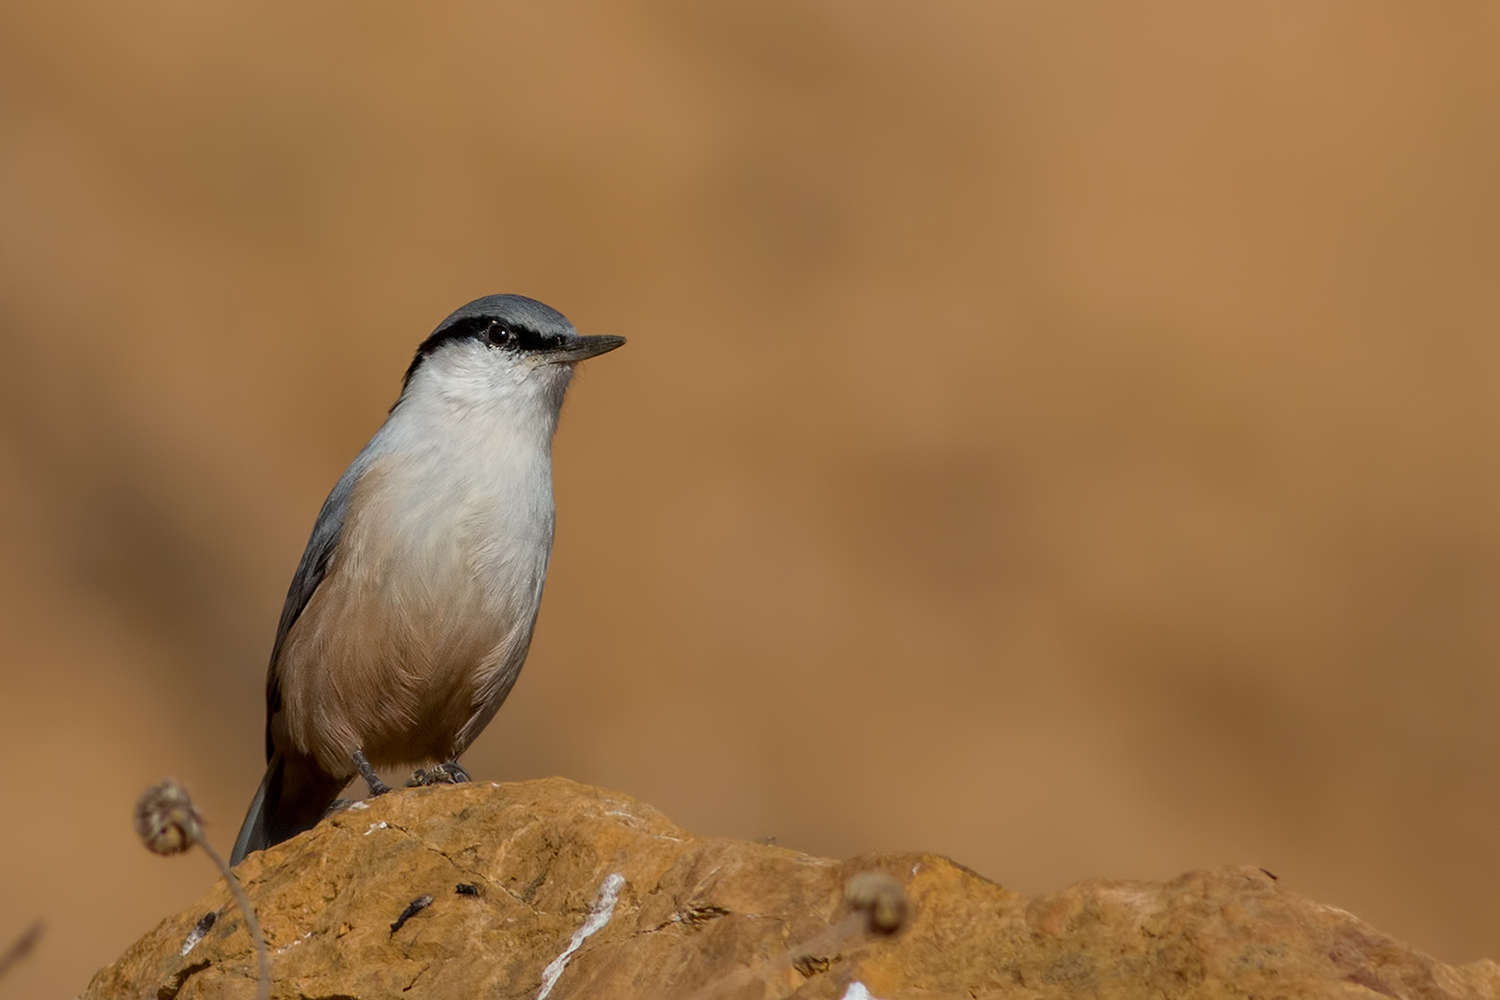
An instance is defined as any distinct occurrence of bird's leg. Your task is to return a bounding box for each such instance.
[351,748,392,797]
[406,760,471,787]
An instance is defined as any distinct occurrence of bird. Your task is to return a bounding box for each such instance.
[229,294,624,865]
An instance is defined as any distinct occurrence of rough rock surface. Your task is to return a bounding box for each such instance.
[86,778,1500,999]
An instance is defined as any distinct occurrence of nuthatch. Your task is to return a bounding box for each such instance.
[230,294,624,864]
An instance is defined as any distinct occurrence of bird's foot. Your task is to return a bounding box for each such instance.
[407,761,470,787]
[351,748,392,797]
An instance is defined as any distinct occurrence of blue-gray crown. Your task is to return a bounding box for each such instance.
[402,294,622,392]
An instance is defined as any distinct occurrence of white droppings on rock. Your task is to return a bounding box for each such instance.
[275,931,313,955]
[841,983,885,1000]
[364,821,388,835]
[535,873,625,1000]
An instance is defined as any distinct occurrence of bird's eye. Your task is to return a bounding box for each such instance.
[485,322,511,347]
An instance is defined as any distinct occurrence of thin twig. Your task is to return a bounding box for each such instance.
[135,779,270,1000]
[675,871,909,1000]
[198,839,271,1000]
[0,921,43,981]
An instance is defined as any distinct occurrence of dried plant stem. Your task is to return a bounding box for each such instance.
[199,839,270,1000]
[676,871,909,1000]
[675,914,866,1000]
[135,779,269,1000]
[0,921,43,982]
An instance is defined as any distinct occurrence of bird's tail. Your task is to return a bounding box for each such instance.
[230,750,347,866]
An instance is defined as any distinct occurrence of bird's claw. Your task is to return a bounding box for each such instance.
[407,761,471,787]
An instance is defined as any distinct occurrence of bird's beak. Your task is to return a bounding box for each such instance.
[547,334,626,364]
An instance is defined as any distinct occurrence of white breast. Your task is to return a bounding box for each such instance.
[278,341,569,773]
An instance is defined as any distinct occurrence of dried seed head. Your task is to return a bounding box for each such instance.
[844,871,908,935]
[134,779,204,856]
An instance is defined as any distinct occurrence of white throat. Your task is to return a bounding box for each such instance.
[356,339,571,606]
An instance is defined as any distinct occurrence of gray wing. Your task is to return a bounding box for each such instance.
[262,450,376,761]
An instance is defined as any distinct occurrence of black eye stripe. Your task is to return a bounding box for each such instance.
[473,318,557,352]
[400,313,571,398]
[419,315,565,355]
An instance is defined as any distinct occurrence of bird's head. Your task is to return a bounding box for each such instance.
[398,294,625,416]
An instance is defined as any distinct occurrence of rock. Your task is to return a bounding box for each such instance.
[84,778,1500,999]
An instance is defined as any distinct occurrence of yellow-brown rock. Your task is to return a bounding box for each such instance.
[85,778,1500,999]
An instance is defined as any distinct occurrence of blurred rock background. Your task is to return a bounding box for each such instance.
[1,2,1497,995]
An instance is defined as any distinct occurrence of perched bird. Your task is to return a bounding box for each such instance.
[230,294,624,865]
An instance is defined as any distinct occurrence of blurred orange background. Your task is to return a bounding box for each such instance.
[3,2,1499,994]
